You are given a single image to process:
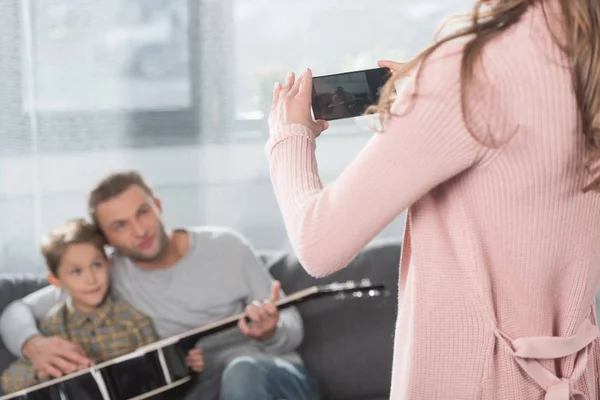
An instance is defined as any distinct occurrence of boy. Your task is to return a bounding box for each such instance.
[0,219,195,393]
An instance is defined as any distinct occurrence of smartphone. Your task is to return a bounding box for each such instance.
[311,67,392,121]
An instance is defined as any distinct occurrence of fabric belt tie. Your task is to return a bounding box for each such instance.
[496,319,598,400]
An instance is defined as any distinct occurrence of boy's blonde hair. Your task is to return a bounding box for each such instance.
[40,218,107,276]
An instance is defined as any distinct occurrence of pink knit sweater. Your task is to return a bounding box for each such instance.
[266,4,600,400]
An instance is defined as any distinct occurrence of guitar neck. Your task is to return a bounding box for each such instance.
[144,281,385,352]
[156,287,319,351]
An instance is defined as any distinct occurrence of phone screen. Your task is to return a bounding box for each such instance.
[311,67,392,121]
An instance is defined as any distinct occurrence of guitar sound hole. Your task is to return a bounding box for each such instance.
[161,344,190,381]
[101,352,168,399]
[57,373,107,400]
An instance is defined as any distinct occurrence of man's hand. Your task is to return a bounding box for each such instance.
[185,348,205,373]
[22,335,93,378]
[238,281,281,341]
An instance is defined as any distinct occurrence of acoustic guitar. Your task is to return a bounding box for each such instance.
[0,279,385,400]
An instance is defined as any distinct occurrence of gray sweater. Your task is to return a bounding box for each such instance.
[0,227,303,367]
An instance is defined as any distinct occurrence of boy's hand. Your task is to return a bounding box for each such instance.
[35,370,50,380]
[22,335,92,378]
[185,349,204,373]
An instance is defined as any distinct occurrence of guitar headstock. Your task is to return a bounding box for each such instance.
[315,279,386,300]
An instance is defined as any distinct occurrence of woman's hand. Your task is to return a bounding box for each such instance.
[377,60,407,74]
[269,69,329,138]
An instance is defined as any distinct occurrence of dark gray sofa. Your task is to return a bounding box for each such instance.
[0,240,401,400]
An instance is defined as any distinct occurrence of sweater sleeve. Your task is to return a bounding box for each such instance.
[0,285,65,358]
[266,42,495,277]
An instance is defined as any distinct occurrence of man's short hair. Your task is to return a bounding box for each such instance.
[88,170,154,226]
[41,218,107,276]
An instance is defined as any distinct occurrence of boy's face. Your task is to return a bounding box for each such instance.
[51,243,109,313]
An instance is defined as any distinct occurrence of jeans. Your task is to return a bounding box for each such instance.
[180,355,320,400]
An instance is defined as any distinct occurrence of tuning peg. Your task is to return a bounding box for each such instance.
[334,292,347,300]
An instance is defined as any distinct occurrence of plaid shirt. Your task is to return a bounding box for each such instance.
[0,296,157,394]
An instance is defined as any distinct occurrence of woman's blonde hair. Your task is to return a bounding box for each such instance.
[369,0,600,191]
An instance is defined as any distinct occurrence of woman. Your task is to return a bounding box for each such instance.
[266,1,600,399]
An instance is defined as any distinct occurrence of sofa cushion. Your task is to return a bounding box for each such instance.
[266,240,401,400]
[0,274,49,395]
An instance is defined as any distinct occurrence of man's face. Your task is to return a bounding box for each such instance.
[95,185,169,263]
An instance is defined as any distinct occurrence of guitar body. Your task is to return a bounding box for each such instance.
[3,348,193,400]
[6,372,106,400]
[99,345,191,400]
[0,280,384,400]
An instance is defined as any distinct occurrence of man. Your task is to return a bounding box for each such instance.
[0,171,319,400]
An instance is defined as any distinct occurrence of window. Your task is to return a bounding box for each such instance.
[0,0,473,272]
